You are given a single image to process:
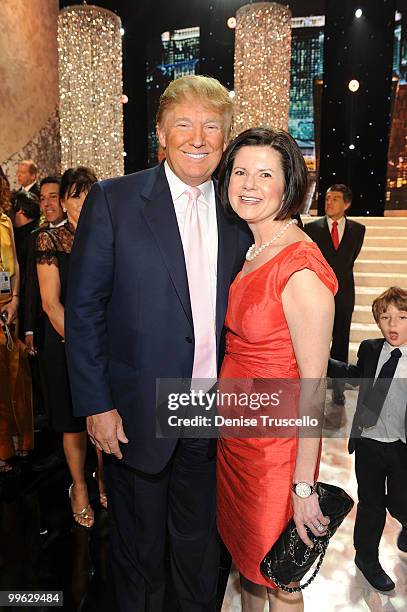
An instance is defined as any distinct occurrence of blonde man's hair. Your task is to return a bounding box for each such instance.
[372,286,407,323]
[156,75,233,137]
[19,159,38,176]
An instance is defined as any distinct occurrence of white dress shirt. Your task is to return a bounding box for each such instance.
[164,162,218,320]
[326,216,346,244]
[21,181,37,193]
[361,342,407,443]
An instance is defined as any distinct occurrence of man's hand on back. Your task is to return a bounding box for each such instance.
[87,409,128,460]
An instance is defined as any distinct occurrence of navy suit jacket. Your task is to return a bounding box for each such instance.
[65,164,252,473]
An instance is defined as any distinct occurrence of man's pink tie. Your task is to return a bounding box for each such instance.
[183,187,217,381]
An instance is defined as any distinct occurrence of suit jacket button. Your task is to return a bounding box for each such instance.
[185,336,193,343]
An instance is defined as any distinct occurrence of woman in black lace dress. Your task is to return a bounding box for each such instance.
[36,166,105,527]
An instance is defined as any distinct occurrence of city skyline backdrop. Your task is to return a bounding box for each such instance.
[145,10,406,210]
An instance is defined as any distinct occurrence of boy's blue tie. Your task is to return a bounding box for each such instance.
[362,348,402,427]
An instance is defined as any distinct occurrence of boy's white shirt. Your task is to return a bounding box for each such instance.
[361,341,407,443]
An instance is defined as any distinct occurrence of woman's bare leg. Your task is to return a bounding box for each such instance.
[267,583,303,612]
[63,431,94,527]
[240,574,268,612]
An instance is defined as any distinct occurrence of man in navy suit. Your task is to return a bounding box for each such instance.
[304,184,365,404]
[65,75,251,612]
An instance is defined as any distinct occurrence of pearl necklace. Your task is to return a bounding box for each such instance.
[245,218,298,261]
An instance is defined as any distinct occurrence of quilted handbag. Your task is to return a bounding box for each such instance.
[260,482,354,592]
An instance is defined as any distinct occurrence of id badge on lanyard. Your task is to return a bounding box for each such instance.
[0,270,11,295]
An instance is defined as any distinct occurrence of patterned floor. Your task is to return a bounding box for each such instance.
[221,390,407,611]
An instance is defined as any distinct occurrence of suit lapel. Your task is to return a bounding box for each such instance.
[353,339,385,439]
[141,166,241,341]
[358,339,385,405]
[364,339,385,377]
[141,165,193,328]
[337,218,351,253]
[215,200,238,345]
[321,217,337,255]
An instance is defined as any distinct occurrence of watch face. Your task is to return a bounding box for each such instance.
[295,482,312,498]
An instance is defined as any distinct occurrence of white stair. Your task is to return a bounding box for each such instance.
[343,216,407,226]
[352,305,375,324]
[348,343,358,363]
[350,323,382,343]
[363,237,407,247]
[354,286,387,305]
[364,226,407,237]
[303,215,407,362]
[354,272,407,287]
[358,246,407,261]
[354,260,407,273]
[348,216,407,362]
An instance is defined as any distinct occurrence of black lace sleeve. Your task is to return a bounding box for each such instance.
[36,231,59,266]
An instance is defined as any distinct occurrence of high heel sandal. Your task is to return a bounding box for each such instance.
[0,460,13,474]
[68,484,94,528]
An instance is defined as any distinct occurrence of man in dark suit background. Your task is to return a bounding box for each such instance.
[16,159,40,198]
[65,75,251,612]
[304,184,365,404]
[11,190,41,340]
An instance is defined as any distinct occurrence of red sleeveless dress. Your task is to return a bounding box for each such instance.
[217,241,338,587]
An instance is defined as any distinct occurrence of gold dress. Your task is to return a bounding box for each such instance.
[0,213,33,460]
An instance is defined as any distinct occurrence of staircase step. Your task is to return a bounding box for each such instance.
[358,246,407,260]
[303,216,405,351]
[354,272,407,287]
[348,342,359,363]
[351,216,407,226]
[365,226,407,237]
[354,260,407,273]
[383,211,407,218]
[352,305,375,324]
[350,323,382,342]
[363,236,407,247]
[355,286,388,305]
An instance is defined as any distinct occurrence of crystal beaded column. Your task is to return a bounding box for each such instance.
[233,2,292,136]
[58,5,124,178]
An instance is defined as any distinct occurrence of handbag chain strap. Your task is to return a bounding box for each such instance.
[289,526,330,567]
[268,528,330,593]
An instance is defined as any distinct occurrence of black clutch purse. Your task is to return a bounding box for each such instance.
[260,482,354,592]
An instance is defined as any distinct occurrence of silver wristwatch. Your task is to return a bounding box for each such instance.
[292,482,317,498]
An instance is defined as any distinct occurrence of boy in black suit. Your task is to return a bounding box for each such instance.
[305,184,365,404]
[328,286,407,592]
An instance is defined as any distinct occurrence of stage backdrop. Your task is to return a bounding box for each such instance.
[0,0,60,189]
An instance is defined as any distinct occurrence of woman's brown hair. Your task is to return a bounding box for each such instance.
[217,126,308,220]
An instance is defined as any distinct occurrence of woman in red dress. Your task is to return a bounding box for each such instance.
[216,127,338,611]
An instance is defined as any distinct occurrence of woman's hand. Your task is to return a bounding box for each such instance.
[0,296,18,323]
[292,493,330,547]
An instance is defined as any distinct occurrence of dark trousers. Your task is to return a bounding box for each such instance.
[104,438,219,612]
[331,295,353,400]
[354,438,407,562]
